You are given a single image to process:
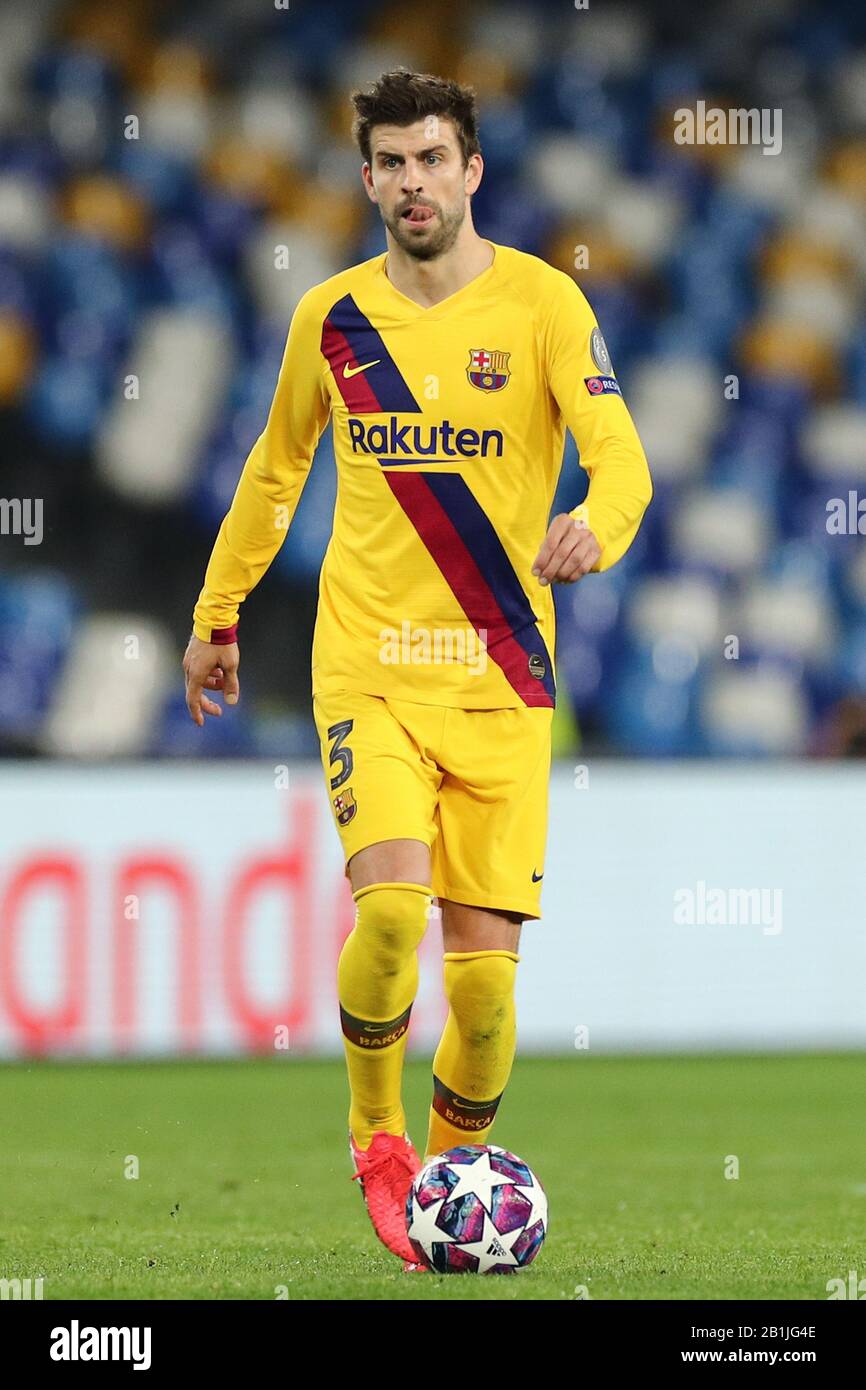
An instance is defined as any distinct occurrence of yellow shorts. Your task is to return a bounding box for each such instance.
[312,690,553,921]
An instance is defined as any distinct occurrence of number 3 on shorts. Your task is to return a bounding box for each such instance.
[326,718,354,790]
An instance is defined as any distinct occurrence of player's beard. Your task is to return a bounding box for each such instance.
[383,195,466,261]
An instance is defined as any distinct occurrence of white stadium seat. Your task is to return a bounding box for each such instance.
[40,615,175,757]
[96,308,234,503]
[736,578,837,663]
[800,404,866,481]
[701,665,809,754]
[670,488,773,574]
[766,274,859,348]
[244,219,341,323]
[531,135,616,218]
[234,83,319,162]
[604,178,683,268]
[628,574,723,653]
[0,174,52,250]
[629,357,720,481]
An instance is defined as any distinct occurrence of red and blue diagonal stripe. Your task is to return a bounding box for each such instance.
[321,294,421,415]
[384,471,556,707]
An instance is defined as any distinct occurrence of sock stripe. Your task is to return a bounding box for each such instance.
[431,1074,504,1133]
[340,1002,413,1049]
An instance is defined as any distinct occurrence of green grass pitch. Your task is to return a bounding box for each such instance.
[1,1054,863,1300]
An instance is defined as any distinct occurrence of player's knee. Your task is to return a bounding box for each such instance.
[351,882,432,969]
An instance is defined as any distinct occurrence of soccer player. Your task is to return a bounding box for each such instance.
[184,71,652,1270]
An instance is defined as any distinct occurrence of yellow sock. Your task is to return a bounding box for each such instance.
[424,949,519,1161]
[338,881,432,1150]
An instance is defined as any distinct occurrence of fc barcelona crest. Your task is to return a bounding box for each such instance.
[467,348,511,392]
[333,787,357,826]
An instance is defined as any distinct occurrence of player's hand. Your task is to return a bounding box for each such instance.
[532,513,601,586]
[183,635,240,726]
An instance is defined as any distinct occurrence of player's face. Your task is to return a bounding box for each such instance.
[363,119,482,261]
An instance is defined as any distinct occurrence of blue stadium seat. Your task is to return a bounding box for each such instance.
[115,142,195,219]
[605,640,703,755]
[836,620,866,695]
[150,222,240,319]
[154,689,256,757]
[27,356,109,447]
[848,327,866,406]
[0,572,78,738]
[0,249,37,316]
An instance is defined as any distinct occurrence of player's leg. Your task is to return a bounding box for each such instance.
[423,704,553,1162]
[313,689,440,1146]
[347,837,431,890]
[314,692,443,1258]
[423,901,522,1161]
[340,837,438,1261]
[439,900,522,954]
[340,837,433,1147]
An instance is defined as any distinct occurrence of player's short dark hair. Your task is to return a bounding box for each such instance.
[350,69,481,167]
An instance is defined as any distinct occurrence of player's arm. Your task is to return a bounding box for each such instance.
[184,291,330,725]
[532,274,652,586]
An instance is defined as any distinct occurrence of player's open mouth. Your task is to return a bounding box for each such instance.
[402,204,435,224]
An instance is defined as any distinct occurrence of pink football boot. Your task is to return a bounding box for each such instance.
[349,1130,421,1262]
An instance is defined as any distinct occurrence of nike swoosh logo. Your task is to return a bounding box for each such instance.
[343,360,380,379]
[531,870,544,882]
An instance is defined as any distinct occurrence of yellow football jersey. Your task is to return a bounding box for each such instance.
[193,242,652,708]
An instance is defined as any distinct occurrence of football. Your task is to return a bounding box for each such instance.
[405,1143,548,1274]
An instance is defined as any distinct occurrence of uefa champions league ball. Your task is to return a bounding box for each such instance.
[405,1143,548,1274]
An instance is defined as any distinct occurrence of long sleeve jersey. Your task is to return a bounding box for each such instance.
[193,242,652,708]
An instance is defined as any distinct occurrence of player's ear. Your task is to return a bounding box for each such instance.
[464,152,483,197]
[361,162,379,204]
